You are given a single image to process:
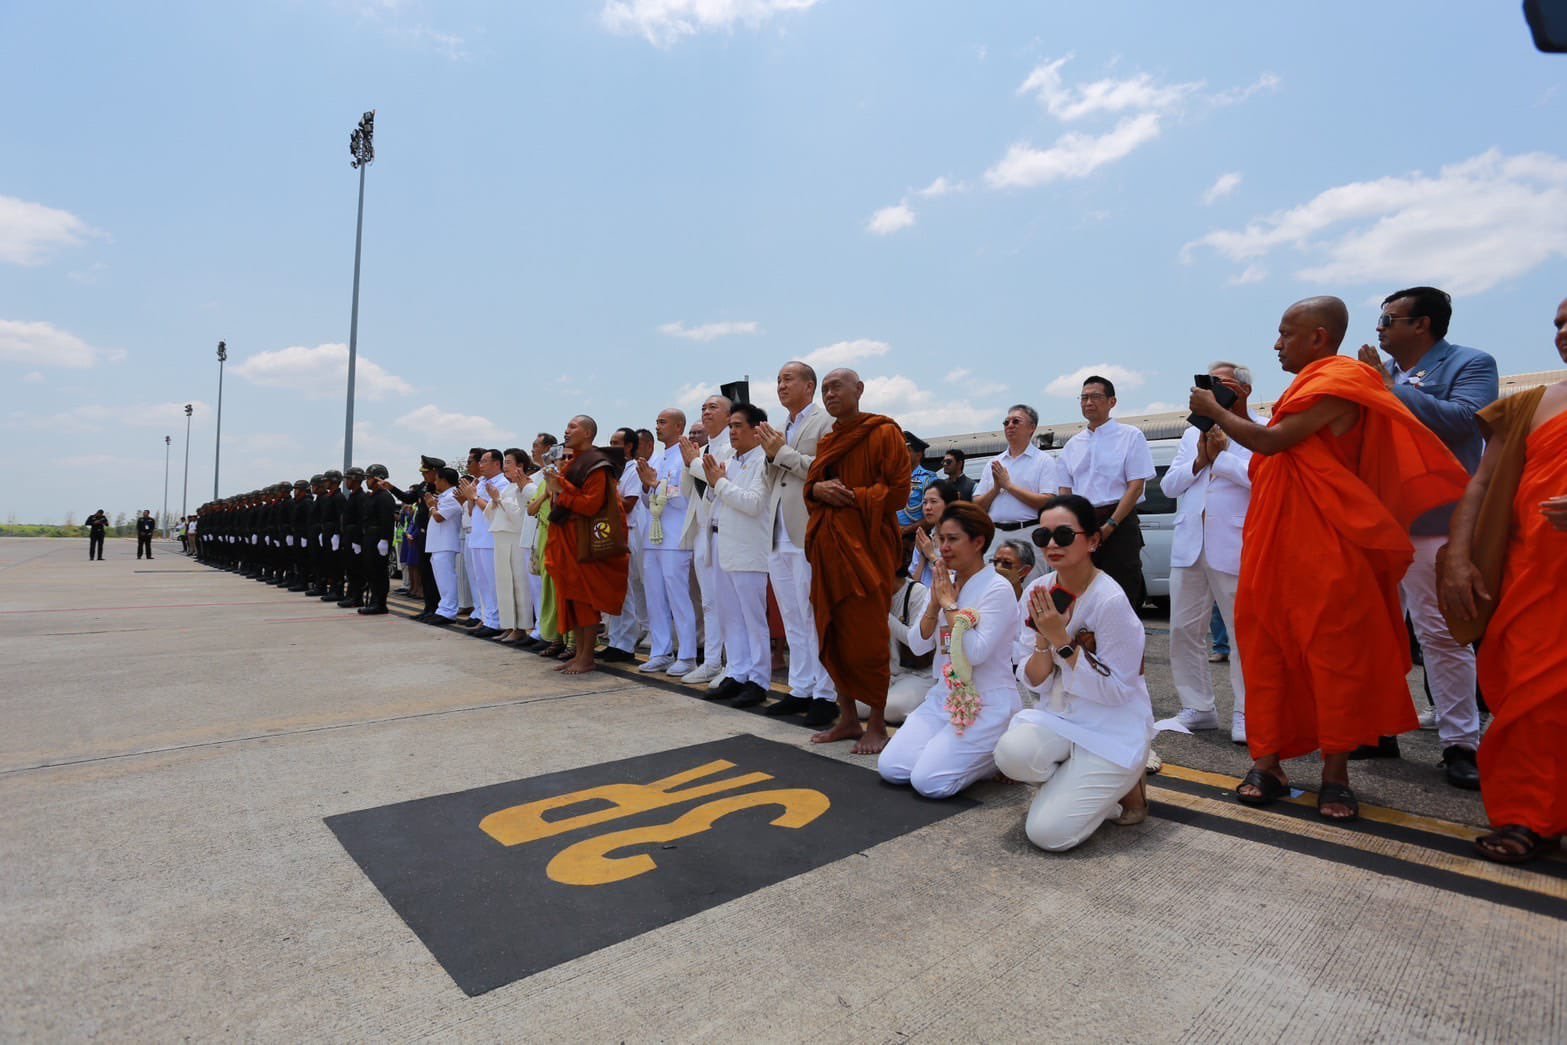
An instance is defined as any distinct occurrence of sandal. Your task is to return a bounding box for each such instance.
[1236,768,1289,807]
[1113,777,1148,826]
[1316,782,1359,822]
[1475,825,1561,865]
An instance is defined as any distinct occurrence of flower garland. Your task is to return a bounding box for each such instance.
[648,480,671,544]
[942,607,982,734]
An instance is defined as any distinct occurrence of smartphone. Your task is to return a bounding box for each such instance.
[1051,586,1076,615]
[1189,374,1239,431]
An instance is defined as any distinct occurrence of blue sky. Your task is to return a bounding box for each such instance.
[3,1,1565,524]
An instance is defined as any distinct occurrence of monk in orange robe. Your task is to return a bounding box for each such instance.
[805,368,912,754]
[1441,297,1567,862]
[1189,297,1468,821]
[544,415,630,675]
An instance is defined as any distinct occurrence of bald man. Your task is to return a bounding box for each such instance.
[1189,296,1467,821]
[805,368,913,754]
[677,394,735,686]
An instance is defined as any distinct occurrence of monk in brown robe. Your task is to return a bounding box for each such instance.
[805,368,913,754]
[1441,296,1567,863]
[1189,297,1468,821]
[544,415,630,675]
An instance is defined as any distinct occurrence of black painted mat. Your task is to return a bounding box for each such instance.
[326,733,975,995]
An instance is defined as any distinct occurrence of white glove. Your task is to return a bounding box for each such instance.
[377,540,389,557]
[331,535,340,552]
[286,536,294,547]
[252,535,258,545]
[319,534,325,547]
[352,543,362,556]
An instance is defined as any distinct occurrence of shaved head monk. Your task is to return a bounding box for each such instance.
[1189,297,1468,820]
[805,368,913,754]
[543,414,631,675]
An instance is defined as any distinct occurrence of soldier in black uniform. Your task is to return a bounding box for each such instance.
[86,509,108,560]
[304,475,328,596]
[135,510,156,559]
[318,471,345,601]
[287,480,312,591]
[359,464,398,615]
[380,454,445,620]
[338,467,368,608]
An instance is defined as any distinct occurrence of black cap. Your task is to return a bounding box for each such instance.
[310,473,325,485]
[293,480,309,490]
[324,469,343,482]
[366,463,389,479]
[420,455,446,471]
[905,432,930,453]
[345,466,366,479]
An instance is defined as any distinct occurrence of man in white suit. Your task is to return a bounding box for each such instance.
[677,394,734,686]
[703,403,775,709]
[637,409,699,676]
[1158,361,1260,743]
[757,361,838,726]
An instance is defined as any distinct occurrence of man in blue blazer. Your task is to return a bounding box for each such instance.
[1358,286,1498,789]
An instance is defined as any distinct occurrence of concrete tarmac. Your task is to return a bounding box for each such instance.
[1,537,1563,1042]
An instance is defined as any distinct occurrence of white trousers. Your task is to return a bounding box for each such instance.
[468,545,499,629]
[1168,550,1245,716]
[697,550,724,669]
[1401,534,1480,749]
[643,548,697,660]
[993,719,1144,852]
[493,537,532,631]
[457,535,473,609]
[525,549,543,632]
[607,543,647,651]
[431,550,459,619]
[878,688,1018,799]
[768,547,836,701]
[856,672,930,725]
[714,559,771,687]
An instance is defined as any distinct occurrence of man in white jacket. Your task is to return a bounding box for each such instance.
[1158,362,1260,743]
[703,403,774,709]
[677,394,734,686]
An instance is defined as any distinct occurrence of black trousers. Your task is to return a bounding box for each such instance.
[136,534,153,558]
[363,545,390,607]
[343,538,364,601]
[88,533,104,559]
[420,551,439,613]
[1092,507,1146,608]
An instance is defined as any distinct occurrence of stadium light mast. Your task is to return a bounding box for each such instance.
[181,404,194,522]
[213,340,227,499]
[342,109,375,471]
[163,435,172,537]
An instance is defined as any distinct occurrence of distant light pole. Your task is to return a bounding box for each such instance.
[213,340,227,500]
[181,404,194,522]
[343,109,375,470]
[162,435,172,538]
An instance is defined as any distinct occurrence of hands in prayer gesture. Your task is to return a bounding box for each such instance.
[929,563,959,612]
[756,422,786,457]
[678,436,700,466]
[635,459,658,488]
[989,459,1011,489]
[1027,584,1071,649]
[1356,345,1396,391]
[701,454,727,486]
[913,525,936,564]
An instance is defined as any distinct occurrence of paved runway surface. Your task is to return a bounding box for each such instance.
[2,537,1563,1041]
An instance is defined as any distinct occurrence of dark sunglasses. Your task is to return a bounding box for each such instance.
[1031,525,1086,549]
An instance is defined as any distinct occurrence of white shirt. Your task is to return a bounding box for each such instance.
[1011,571,1155,770]
[710,444,771,572]
[906,567,1022,696]
[424,488,462,553]
[643,442,691,551]
[468,473,508,549]
[619,462,646,542]
[1158,414,1262,575]
[888,578,931,678]
[973,443,1060,524]
[1058,420,1156,507]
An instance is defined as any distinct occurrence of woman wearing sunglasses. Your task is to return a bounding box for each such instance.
[878,502,1022,798]
[908,478,962,587]
[994,494,1155,851]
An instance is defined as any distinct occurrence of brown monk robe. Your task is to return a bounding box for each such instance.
[805,368,913,754]
[544,415,630,675]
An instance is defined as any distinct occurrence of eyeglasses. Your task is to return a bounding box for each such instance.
[1001,417,1029,427]
[1079,393,1108,402]
[1376,313,1421,330]
[1031,525,1086,549]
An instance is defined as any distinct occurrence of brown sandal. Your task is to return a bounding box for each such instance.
[1475,825,1560,864]
[1113,776,1148,826]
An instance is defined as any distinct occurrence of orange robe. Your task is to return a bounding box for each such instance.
[805,413,912,710]
[545,464,630,633]
[1236,356,1469,760]
[1477,409,1567,835]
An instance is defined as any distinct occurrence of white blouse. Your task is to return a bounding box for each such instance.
[1010,571,1154,770]
[906,566,1022,696]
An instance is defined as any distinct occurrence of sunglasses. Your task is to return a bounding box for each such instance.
[1031,525,1086,549]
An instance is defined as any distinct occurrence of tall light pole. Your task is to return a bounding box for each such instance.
[163,435,172,538]
[181,404,194,522]
[343,109,375,471]
[213,340,227,499]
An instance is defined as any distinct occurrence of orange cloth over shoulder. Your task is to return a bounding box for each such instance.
[545,459,630,632]
[1236,355,1469,760]
[1477,410,1567,836]
[805,413,912,708]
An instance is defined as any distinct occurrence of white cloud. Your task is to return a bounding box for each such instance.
[0,195,100,266]
[985,113,1163,190]
[394,405,514,445]
[1211,72,1281,107]
[21,371,44,384]
[1203,171,1243,205]
[1182,150,1567,295]
[1044,363,1149,399]
[866,203,916,236]
[800,339,891,369]
[658,320,762,342]
[860,374,998,433]
[232,343,413,400]
[915,176,961,198]
[0,319,123,368]
[1017,55,1201,121]
[1228,264,1267,286]
[601,0,818,47]
[9,400,212,434]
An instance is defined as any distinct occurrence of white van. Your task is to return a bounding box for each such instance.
[1135,437,1182,609]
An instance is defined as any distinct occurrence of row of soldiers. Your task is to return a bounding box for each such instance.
[193,465,399,614]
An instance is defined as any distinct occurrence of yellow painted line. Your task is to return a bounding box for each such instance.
[1149,784,1567,902]
[1156,762,1490,841]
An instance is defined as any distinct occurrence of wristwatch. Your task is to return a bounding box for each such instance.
[1055,643,1076,661]
[1102,517,1119,530]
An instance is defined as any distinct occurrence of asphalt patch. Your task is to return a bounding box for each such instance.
[326,733,974,996]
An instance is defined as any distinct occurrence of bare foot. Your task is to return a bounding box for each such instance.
[811,718,864,745]
[560,656,597,675]
[851,725,890,756]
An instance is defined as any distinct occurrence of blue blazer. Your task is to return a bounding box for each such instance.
[1386,339,1498,536]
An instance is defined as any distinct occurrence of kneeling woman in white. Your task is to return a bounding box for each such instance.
[994,495,1154,851]
[879,503,1020,799]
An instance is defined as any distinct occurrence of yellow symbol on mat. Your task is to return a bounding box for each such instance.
[546,788,830,885]
[478,758,832,886]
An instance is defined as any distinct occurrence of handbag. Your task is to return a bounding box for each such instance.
[576,487,629,563]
